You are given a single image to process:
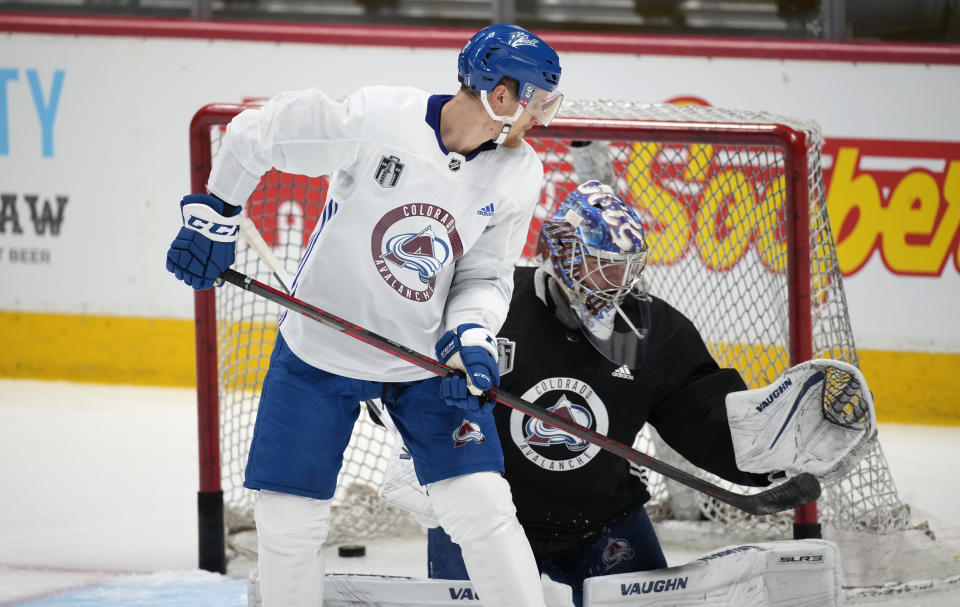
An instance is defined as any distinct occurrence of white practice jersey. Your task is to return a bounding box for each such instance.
[207,86,544,381]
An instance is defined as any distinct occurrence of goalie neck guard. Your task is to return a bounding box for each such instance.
[536,181,651,369]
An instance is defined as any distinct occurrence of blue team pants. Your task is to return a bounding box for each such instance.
[243,334,504,499]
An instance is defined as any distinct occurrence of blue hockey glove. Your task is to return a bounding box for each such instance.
[438,376,495,415]
[166,193,242,290]
[435,323,500,413]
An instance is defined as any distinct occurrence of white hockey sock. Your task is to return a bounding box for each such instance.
[429,472,546,607]
[253,490,331,607]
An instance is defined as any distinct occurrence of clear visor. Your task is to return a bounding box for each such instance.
[518,83,564,126]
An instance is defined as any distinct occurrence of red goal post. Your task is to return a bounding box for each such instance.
[189,99,909,581]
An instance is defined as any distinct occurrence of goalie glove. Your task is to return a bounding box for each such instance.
[166,193,242,290]
[725,359,876,483]
[435,323,499,413]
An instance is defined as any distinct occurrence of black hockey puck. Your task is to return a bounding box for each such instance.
[338,544,366,558]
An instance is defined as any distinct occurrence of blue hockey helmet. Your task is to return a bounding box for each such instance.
[458,24,563,136]
[458,24,561,95]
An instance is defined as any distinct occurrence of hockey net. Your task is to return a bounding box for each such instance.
[191,99,950,588]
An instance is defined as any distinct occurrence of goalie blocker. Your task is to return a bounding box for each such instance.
[252,540,840,607]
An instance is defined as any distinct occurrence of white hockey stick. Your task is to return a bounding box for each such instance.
[239,217,295,294]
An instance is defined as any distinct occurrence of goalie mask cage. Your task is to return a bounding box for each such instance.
[190,99,934,589]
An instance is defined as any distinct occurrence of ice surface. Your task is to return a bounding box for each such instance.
[1,379,958,605]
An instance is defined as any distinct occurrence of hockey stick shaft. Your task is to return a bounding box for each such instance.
[239,217,294,294]
[219,268,820,516]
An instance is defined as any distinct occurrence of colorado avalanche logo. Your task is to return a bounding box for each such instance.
[381,226,451,283]
[601,538,636,571]
[452,419,485,448]
[509,377,610,472]
[524,395,592,452]
[371,205,464,302]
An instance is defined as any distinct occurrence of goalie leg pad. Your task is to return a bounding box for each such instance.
[429,472,546,607]
[253,490,331,607]
[317,574,572,607]
[583,539,842,607]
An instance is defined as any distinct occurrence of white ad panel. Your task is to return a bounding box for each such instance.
[0,28,957,351]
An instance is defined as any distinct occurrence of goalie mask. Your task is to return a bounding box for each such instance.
[537,181,651,369]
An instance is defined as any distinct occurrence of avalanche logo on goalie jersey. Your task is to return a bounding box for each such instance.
[509,377,609,471]
[371,204,464,302]
[523,395,593,451]
[602,538,636,571]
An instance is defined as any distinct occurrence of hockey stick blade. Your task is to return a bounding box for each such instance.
[218,268,820,516]
[742,472,821,516]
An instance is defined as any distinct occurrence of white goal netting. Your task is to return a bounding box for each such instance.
[193,99,957,588]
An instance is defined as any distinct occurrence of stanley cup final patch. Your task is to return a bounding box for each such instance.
[375,155,404,188]
[496,338,515,376]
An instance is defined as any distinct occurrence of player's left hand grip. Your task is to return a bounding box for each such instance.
[435,324,500,412]
[166,193,242,291]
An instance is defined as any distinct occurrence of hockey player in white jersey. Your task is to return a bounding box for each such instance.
[165,23,563,607]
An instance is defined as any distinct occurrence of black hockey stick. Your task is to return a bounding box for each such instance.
[218,268,821,516]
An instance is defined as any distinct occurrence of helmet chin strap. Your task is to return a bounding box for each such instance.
[480,90,524,145]
[612,300,648,341]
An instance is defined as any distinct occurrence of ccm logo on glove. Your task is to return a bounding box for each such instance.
[439,341,458,361]
[182,201,243,241]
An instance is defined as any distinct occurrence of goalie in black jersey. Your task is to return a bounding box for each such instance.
[423,179,773,604]
[378,178,877,607]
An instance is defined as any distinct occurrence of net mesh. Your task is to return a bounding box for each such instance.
[200,99,911,558]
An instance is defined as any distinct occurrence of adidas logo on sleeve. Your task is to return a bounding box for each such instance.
[476,203,495,217]
[612,365,634,380]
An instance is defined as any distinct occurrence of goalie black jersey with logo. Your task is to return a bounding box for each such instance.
[495,266,770,546]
